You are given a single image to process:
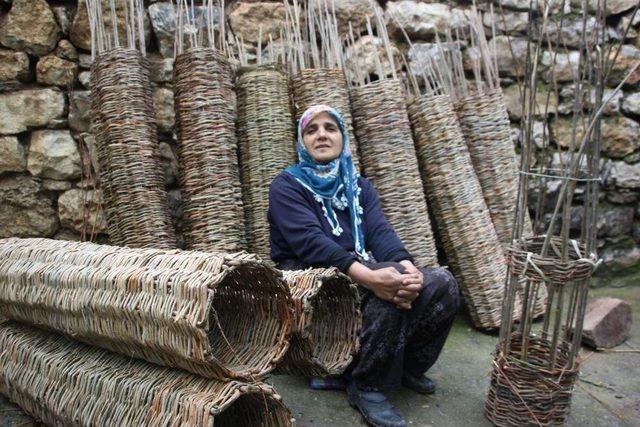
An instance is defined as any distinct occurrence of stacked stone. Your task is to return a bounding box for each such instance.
[0,0,639,279]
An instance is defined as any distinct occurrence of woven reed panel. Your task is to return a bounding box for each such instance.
[174,47,245,252]
[90,48,176,248]
[408,94,513,330]
[485,335,578,426]
[0,238,292,381]
[236,64,296,260]
[291,68,360,169]
[351,80,439,268]
[276,268,361,377]
[455,89,545,318]
[0,322,292,426]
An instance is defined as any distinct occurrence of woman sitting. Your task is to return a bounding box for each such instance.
[268,105,460,427]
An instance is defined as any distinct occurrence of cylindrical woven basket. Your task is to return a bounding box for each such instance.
[455,88,546,318]
[0,322,292,426]
[236,64,296,260]
[174,47,245,252]
[407,94,511,330]
[277,268,361,377]
[485,334,579,426]
[507,236,598,283]
[350,80,439,268]
[291,68,360,168]
[90,48,176,248]
[0,238,292,381]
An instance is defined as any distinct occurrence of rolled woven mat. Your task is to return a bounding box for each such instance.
[0,238,292,381]
[350,79,439,268]
[276,268,361,377]
[455,89,546,318]
[236,64,296,260]
[407,94,515,330]
[0,322,292,426]
[90,48,176,249]
[174,47,245,252]
[485,334,578,426]
[291,68,360,168]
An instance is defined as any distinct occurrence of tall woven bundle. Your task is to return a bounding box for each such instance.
[174,47,245,252]
[350,80,439,268]
[456,89,534,244]
[407,94,513,330]
[90,48,176,248]
[455,89,546,318]
[0,322,292,426]
[276,268,361,377]
[236,64,296,260]
[291,68,360,168]
[0,238,292,381]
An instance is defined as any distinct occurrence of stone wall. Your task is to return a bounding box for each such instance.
[0,0,639,280]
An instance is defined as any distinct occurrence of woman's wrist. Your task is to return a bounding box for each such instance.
[347,261,376,289]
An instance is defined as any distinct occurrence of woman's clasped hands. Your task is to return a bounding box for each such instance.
[347,261,424,310]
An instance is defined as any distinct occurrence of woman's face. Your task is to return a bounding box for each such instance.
[301,111,344,164]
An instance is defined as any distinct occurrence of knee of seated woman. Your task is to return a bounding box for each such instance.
[428,268,460,304]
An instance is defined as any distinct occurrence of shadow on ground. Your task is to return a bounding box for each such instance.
[1,286,638,426]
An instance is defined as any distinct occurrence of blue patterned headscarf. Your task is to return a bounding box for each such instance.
[284,105,369,261]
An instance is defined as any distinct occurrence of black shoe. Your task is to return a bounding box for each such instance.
[401,373,437,394]
[346,381,407,427]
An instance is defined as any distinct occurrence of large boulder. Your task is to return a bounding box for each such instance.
[0,0,60,56]
[502,83,558,120]
[148,54,174,83]
[534,16,608,48]
[385,1,467,41]
[471,36,530,77]
[606,45,640,87]
[55,39,78,61]
[148,2,214,58]
[0,88,66,135]
[0,136,27,174]
[159,141,179,187]
[559,85,622,115]
[229,2,287,45]
[318,0,383,36]
[68,91,92,133]
[27,130,82,180]
[597,205,635,238]
[621,91,640,115]
[496,0,564,11]
[574,0,638,15]
[52,6,73,36]
[36,54,78,87]
[608,161,640,189]
[541,50,580,82]
[344,35,401,80]
[482,10,529,34]
[153,87,175,133]
[0,175,58,238]
[70,0,151,51]
[58,188,107,234]
[0,49,30,81]
[601,116,640,158]
[410,41,464,77]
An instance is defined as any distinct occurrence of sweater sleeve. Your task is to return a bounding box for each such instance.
[268,174,358,273]
[360,178,414,263]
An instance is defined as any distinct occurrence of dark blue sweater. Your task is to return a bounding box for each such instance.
[268,172,412,273]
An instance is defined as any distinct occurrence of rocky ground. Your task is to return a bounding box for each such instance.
[1,283,638,427]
